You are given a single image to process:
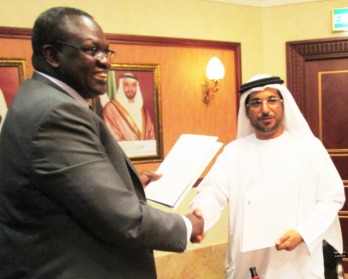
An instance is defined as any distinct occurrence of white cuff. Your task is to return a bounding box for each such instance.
[181,215,192,245]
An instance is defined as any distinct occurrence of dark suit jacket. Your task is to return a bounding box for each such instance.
[0,73,187,279]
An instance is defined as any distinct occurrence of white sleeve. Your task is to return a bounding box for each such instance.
[190,150,230,232]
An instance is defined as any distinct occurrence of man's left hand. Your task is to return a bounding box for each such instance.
[275,229,303,251]
[139,171,162,188]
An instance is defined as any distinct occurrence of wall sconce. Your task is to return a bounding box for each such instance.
[202,57,225,104]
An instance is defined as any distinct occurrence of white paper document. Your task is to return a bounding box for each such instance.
[241,190,298,252]
[145,134,223,209]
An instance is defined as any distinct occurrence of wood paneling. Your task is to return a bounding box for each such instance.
[0,27,241,173]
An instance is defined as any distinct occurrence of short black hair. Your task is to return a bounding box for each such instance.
[32,7,93,69]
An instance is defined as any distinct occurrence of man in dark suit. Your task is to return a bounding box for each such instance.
[0,7,203,278]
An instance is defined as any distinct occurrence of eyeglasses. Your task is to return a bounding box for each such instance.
[246,97,283,110]
[55,41,116,60]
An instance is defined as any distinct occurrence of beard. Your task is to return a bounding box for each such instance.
[125,90,136,99]
[249,114,283,133]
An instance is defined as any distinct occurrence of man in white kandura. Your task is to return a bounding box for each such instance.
[190,74,345,279]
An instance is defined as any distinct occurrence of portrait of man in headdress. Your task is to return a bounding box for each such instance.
[103,72,155,142]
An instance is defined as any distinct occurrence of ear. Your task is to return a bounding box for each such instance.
[42,45,60,68]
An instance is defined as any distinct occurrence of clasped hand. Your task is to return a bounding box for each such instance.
[186,208,205,243]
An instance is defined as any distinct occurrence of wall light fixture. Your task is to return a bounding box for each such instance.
[202,57,225,104]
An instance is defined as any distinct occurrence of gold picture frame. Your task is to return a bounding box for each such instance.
[0,58,27,129]
[93,63,163,163]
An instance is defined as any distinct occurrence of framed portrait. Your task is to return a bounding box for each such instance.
[0,59,27,131]
[94,63,163,163]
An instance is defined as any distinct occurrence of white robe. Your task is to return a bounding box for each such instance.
[191,131,345,279]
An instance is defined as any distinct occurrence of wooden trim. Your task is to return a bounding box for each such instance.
[0,27,242,114]
[0,27,32,39]
[106,33,240,49]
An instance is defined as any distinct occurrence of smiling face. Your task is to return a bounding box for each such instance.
[246,88,285,140]
[54,15,111,99]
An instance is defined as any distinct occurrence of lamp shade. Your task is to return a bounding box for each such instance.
[206,57,225,80]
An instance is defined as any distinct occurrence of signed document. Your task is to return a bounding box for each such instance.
[241,190,299,252]
[145,134,222,209]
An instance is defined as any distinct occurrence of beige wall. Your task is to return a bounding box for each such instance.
[1,0,347,256]
[262,0,348,80]
[1,0,348,82]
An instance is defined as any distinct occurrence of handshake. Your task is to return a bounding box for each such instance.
[186,208,205,243]
[140,172,205,243]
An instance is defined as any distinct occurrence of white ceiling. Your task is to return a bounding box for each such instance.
[205,0,327,7]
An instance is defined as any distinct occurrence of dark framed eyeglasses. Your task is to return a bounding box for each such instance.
[246,97,283,110]
[54,41,116,60]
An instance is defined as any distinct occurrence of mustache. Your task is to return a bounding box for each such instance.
[258,114,274,120]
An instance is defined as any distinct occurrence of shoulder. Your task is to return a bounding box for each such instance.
[287,132,324,150]
[285,132,329,164]
[15,78,74,110]
[12,79,100,137]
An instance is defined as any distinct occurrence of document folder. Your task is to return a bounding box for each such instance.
[145,134,222,209]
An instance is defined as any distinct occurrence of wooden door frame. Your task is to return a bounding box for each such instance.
[286,37,348,112]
